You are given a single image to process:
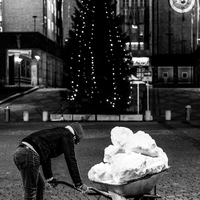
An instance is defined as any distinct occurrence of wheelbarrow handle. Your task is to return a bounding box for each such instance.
[88,187,111,199]
[57,181,111,199]
[57,181,78,190]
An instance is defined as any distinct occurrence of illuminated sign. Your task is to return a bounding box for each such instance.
[132,57,149,66]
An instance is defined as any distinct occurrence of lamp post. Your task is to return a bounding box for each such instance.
[35,54,41,86]
[33,16,37,32]
[15,57,23,88]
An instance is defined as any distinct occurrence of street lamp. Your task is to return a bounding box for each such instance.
[35,54,40,85]
[35,54,41,85]
[15,56,23,88]
[33,16,37,32]
[35,54,40,61]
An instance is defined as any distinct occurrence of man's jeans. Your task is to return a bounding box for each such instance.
[13,145,45,200]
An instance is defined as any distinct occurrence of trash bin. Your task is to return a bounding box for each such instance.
[185,105,191,121]
[4,106,10,122]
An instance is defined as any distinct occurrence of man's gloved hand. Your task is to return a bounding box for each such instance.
[47,177,58,188]
[76,183,89,193]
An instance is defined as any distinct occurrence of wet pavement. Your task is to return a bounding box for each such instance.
[0,88,200,199]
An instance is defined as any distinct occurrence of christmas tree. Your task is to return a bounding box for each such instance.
[65,0,132,113]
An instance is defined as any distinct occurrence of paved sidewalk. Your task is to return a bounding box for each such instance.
[1,87,200,122]
[151,88,200,121]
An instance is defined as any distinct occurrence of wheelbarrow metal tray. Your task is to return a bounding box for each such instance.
[92,170,166,198]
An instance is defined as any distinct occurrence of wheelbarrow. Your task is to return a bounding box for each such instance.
[57,170,167,200]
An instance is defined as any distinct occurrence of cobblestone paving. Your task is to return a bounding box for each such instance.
[155,122,200,200]
[1,87,200,199]
[0,122,200,199]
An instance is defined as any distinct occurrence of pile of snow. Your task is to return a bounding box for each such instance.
[88,126,169,185]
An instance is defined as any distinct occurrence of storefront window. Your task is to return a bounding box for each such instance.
[27,61,30,78]
[21,60,25,76]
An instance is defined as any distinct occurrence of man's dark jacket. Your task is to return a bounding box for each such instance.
[22,127,82,186]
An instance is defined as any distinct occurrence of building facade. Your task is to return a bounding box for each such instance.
[2,0,200,88]
[0,0,64,87]
[116,0,152,83]
[152,0,198,87]
[117,0,200,87]
[62,0,75,43]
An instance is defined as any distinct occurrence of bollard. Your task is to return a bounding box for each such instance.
[165,110,171,121]
[4,106,10,122]
[23,111,29,122]
[145,110,151,121]
[185,105,191,121]
[42,111,48,122]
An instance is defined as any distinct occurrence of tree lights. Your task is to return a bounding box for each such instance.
[65,0,132,113]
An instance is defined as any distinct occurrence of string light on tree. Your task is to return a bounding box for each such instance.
[65,0,132,113]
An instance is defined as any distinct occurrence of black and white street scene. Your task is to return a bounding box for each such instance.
[1,1,200,200]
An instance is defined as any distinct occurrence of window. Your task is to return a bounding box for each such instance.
[123,9,127,16]
[48,19,50,29]
[51,22,54,31]
[51,3,54,13]
[21,60,25,77]
[139,42,144,50]
[132,0,138,7]
[54,8,57,17]
[162,72,168,78]
[140,0,145,7]
[55,25,57,34]
[48,0,50,10]
[44,16,47,25]
[27,61,30,78]
[182,72,188,79]
[44,0,47,7]
[122,0,129,8]
[139,8,145,23]
[58,10,60,19]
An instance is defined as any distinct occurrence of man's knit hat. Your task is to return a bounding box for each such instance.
[69,122,84,144]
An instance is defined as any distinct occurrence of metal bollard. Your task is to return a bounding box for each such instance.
[185,105,191,121]
[23,111,29,122]
[4,106,10,122]
[145,110,151,121]
[42,111,48,122]
[165,110,171,121]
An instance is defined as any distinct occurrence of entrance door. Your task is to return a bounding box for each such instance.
[9,55,14,85]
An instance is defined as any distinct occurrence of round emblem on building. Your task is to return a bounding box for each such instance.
[169,0,195,13]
